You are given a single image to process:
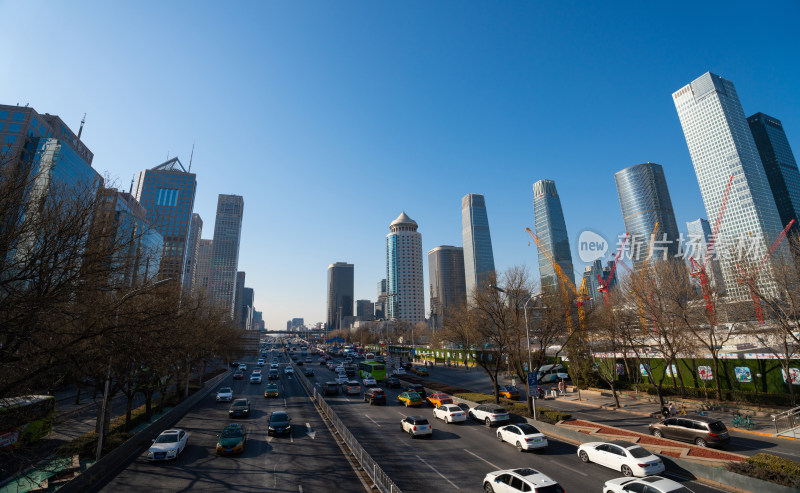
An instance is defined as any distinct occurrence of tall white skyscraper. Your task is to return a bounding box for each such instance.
[386,212,425,323]
[673,72,783,299]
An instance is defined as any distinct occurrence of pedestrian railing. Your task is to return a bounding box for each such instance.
[773,405,800,436]
[294,369,402,493]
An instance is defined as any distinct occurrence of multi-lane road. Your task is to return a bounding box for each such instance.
[100,347,737,492]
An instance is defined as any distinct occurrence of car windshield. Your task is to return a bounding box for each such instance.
[270,413,288,423]
[536,485,564,493]
[232,401,247,407]
[155,434,178,443]
[413,418,429,425]
[708,421,727,432]
[406,392,420,399]
[219,388,231,393]
[221,428,243,438]
[627,446,651,458]
[518,424,540,434]
[491,407,508,414]
[267,385,277,390]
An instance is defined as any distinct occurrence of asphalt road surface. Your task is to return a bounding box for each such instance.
[423,365,800,462]
[301,357,727,493]
[100,350,365,493]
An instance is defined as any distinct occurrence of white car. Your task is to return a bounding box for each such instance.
[433,404,467,423]
[482,468,563,493]
[603,476,693,493]
[469,404,510,427]
[257,359,265,366]
[147,429,188,461]
[401,415,432,438]
[284,367,294,375]
[250,374,262,384]
[335,373,348,385]
[496,423,548,451]
[392,368,406,375]
[216,387,233,402]
[362,376,377,386]
[270,363,279,369]
[578,441,665,477]
[238,364,247,371]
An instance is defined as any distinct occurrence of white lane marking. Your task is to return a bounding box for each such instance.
[558,463,588,477]
[463,449,502,470]
[290,434,294,443]
[397,411,409,417]
[298,486,303,493]
[416,455,460,489]
[267,436,274,443]
[364,414,383,427]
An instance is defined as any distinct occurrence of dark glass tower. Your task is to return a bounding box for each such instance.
[533,180,575,289]
[327,262,354,330]
[747,113,800,235]
[209,194,244,318]
[462,194,496,297]
[614,163,680,266]
[428,245,467,328]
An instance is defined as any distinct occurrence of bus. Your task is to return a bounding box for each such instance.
[0,395,56,448]
[358,361,386,382]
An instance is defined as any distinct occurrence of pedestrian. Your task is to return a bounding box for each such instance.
[669,402,676,417]
[661,405,670,420]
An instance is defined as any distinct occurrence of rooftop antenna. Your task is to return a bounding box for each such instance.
[77,113,86,140]
[129,175,134,194]
[188,141,195,172]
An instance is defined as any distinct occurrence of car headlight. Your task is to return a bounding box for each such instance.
[168,449,177,454]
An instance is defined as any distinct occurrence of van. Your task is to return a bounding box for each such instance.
[537,364,564,384]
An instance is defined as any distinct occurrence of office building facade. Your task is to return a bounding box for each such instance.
[462,194,496,297]
[234,271,246,327]
[533,180,575,289]
[386,212,425,323]
[182,213,202,295]
[356,300,375,321]
[192,239,213,297]
[375,279,388,319]
[428,245,467,328]
[687,218,725,293]
[614,163,681,266]
[241,287,254,330]
[747,112,800,236]
[673,73,783,299]
[327,262,354,330]
[132,157,197,284]
[209,194,245,317]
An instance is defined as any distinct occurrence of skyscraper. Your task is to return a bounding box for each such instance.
[686,218,725,293]
[375,279,387,319]
[327,262,354,330]
[747,112,800,236]
[241,287,254,330]
[193,239,213,297]
[533,180,575,289]
[356,300,375,321]
[614,163,681,266]
[182,213,202,295]
[462,194,496,297]
[234,271,246,327]
[132,157,197,284]
[673,73,783,299]
[386,212,425,323]
[209,194,244,317]
[428,245,466,328]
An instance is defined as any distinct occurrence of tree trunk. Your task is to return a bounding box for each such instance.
[711,354,723,400]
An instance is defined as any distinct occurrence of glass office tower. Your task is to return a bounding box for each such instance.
[614,163,681,266]
[462,194,496,298]
[327,262,354,330]
[428,245,467,328]
[209,194,244,318]
[386,212,425,323]
[673,72,783,299]
[747,112,800,237]
[533,180,575,289]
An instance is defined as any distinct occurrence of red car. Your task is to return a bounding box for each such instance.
[233,371,244,380]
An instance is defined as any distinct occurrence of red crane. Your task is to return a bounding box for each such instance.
[597,233,628,305]
[689,175,733,327]
[737,219,796,324]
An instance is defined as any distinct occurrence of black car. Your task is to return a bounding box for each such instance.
[385,377,401,388]
[404,383,427,398]
[268,369,279,380]
[304,368,315,377]
[364,388,387,405]
[268,411,292,436]
[228,398,250,418]
[323,381,339,395]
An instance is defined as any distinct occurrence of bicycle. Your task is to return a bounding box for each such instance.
[732,413,754,430]
[694,409,708,417]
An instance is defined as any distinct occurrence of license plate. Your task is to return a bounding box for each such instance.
[721,433,728,437]
[225,448,232,452]
[155,453,165,459]
[533,438,541,442]
[277,428,283,433]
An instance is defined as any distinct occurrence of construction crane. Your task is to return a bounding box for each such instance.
[525,228,590,333]
[689,175,733,328]
[597,233,629,305]
[736,219,796,324]
[613,222,659,334]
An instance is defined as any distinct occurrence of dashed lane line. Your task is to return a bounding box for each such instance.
[463,449,501,471]
[364,414,383,427]
[416,455,460,490]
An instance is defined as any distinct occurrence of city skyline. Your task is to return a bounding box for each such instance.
[3,3,798,329]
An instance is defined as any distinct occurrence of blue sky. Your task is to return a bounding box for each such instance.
[2,1,798,329]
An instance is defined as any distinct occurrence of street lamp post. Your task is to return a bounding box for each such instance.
[491,285,537,420]
[96,278,174,462]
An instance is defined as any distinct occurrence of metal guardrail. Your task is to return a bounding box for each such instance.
[773,405,800,436]
[294,366,402,493]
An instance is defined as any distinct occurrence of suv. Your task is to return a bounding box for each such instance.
[323,381,339,395]
[469,404,510,427]
[401,415,432,438]
[228,398,251,418]
[483,468,563,493]
[364,388,386,405]
[344,381,362,395]
[649,416,730,448]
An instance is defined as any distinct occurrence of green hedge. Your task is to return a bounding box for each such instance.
[453,392,571,425]
[726,453,800,488]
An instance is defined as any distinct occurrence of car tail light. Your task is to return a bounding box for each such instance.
[637,463,648,467]
[413,426,417,430]
[450,414,455,417]
[708,432,720,437]
[526,438,533,441]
